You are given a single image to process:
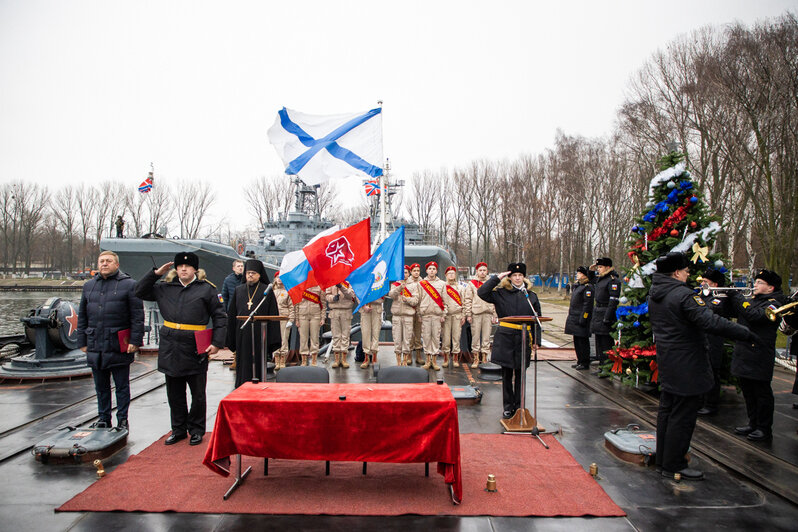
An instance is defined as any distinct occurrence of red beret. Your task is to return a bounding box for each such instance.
[475,262,488,270]
[409,263,421,270]
[445,266,456,274]
[425,261,438,270]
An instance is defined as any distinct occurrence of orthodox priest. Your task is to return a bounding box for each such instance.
[226,259,280,387]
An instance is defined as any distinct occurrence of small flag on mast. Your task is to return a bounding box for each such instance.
[364,178,381,196]
[138,172,153,194]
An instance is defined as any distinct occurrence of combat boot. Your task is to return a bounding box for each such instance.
[372,353,377,367]
[415,349,425,365]
[361,354,370,369]
[301,355,308,367]
[341,351,350,368]
[422,354,431,369]
[471,352,480,368]
[403,352,412,366]
[452,353,460,367]
[481,352,489,364]
[311,353,318,366]
[430,354,441,371]
[396,353,402,365]
[442,353,450,368]
[331,352,340,368]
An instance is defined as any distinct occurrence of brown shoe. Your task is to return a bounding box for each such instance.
[331,352,340,369]
[422,355,431,369]
[361,355,370,369]
[341,352,350,368]
[442,354,450,368]
[452,353,460,367]
[471,352,479,368]
[431,355,441,371]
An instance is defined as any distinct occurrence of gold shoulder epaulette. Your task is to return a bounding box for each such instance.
[205,280,217,289]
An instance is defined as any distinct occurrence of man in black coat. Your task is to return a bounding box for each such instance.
[135,252,227,446]
[477,262,542,419]
[565,266,594,370]
[226,259,280,387]
[221,259,244,312]
[77,251,145,430]
[590,257,620,376]
[730,269,788,442]
[649,252,757,480]
[697,268,732,416]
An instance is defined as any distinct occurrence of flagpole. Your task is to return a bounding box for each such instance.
[377,100,386,248]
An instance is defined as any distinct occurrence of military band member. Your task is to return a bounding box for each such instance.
[697,269,731,415]
[388,265,420,366]
[730,269,787,442]
[295,285,325,366]
[590,257,620,376]
[135,252,226,446]
[565,266,594,370]
[649,252,756,480]
[441,266,465,368]
[273,274,293,370]
[477,262,541,419]
[325,281,356,368]
[464,262,495,368]
[418,261,447,370]
[359,296,384,369]
[408,263,425,365]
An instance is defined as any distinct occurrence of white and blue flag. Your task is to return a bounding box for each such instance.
[267,107,384,186]
[347,226,404,313]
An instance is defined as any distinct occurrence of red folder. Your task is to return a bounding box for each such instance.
[194,329,213,354]
[117,329,131,352]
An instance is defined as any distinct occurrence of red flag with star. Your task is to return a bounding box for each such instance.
[302,218,371,290]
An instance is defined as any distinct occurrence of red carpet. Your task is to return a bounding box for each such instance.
[57,433,624,517]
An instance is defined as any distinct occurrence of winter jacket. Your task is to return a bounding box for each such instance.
[443,281,465,318]
[590,271,620,334]
[417,277,447,317]
[464,278,495,317]
[564,280,594,337]
[648,273,752,396]
[77,269,145,370]
[730,290,788,382]
[221,272,243,311]
[388,281,419,316]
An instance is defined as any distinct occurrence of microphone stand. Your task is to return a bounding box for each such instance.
[240,283,273,383]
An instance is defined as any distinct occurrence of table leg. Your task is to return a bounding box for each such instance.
[223,454,252,500]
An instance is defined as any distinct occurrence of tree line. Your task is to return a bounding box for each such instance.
[397,14,797,287]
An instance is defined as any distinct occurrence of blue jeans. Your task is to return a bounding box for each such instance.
[92,362,131,424]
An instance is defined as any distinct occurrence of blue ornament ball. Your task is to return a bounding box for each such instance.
[689,196,698,204]
[666,181,676,189]
[719,267,728,274]
[633,321,641,328]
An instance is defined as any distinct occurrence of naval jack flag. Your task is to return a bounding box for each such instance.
[267,107,384,185]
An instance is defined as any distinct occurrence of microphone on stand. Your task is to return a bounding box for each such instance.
[263,283,273,297]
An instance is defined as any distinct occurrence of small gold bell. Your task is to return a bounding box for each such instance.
[93,459,105,478]
[589,463,598,477]
[485,474,497,492]
[673,472,681,482]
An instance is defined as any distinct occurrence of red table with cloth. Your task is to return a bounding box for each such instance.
[202,382,463,502]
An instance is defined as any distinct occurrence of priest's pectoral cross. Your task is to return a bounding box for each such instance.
[247,301,253,310]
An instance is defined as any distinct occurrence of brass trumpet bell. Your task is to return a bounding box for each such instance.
[765,300,798,322]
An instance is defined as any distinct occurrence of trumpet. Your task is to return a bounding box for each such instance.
[700,286,753,297]
[765,300,798,322]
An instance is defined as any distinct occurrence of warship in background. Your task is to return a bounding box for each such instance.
[102,174,456,288]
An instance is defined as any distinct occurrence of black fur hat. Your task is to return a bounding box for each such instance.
[507,262,526,276]
[656,252,690,274]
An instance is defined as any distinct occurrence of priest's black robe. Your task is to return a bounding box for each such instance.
[226,280,280,387]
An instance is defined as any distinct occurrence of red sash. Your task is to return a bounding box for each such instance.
[393,282,412,298]
[446,284,462,306]
[471,279,484,289]
[302,290,322,308]
[420,280,445,310]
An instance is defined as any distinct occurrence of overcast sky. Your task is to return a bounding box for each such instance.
[1,0,795,233]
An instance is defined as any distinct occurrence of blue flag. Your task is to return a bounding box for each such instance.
[347,226,405,313]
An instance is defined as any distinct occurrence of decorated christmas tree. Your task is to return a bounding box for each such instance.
[604,150,730,387]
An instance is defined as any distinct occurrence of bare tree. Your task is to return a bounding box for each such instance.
[51,186,77,273]
[174,180,216,238]
[75,184,97,269]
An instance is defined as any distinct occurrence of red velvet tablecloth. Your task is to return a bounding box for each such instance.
[202,382,462,501]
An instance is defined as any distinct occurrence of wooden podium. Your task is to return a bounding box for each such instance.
[498,315,552,433]
[236,315,289,382]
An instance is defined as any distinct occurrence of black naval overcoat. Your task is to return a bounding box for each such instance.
[730,290,787,382]
[590,271,621,334]
[564,281,594,337]
[226,280,280,387]
[649,273,752,396]
[135,269,227,377]
[700,291,732,369]
[477,275,541,370]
